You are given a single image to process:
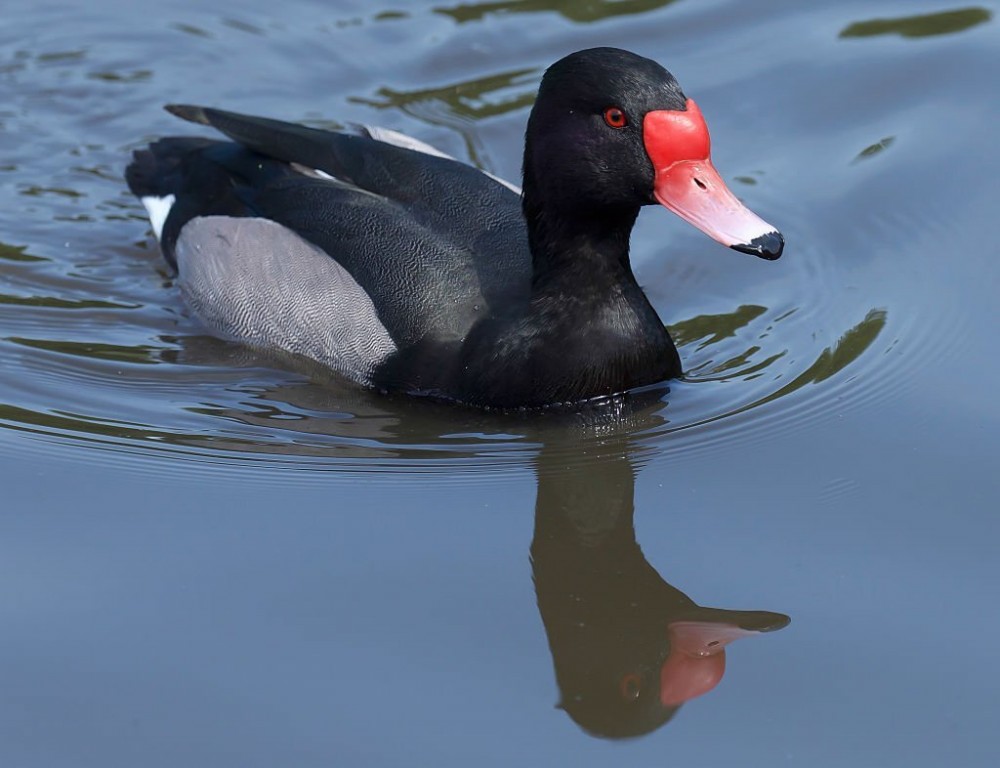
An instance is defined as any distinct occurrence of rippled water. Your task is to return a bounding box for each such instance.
[2,1,998,766]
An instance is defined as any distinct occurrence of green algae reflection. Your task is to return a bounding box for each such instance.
[436,0,678,24]
[840,7,992,39]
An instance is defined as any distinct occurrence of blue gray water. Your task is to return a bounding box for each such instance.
[2,1,998,766]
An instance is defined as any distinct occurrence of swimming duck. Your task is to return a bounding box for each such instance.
[127,47,782,409]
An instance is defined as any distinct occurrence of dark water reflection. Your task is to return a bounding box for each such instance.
[532,434,788,738]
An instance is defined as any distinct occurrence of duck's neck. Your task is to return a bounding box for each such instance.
[522,190,641,290]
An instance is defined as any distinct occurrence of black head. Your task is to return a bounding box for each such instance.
[522,47,783,261]
[523,47,687,214]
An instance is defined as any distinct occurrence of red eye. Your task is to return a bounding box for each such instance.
[620,673,642,701]
[603,106,628,129]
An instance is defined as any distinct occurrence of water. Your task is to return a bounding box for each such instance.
[2,1,998,765]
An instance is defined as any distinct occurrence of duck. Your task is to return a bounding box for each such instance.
[126,47,782,409]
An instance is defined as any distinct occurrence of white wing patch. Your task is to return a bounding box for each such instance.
[360,125,522,195]
[361,126,454,160]
[292,124,521,194]
[291,163,337,181]
[140,194,176,241]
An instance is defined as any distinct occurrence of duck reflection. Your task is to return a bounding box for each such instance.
[155,335,790,740]
[531,438,789,738]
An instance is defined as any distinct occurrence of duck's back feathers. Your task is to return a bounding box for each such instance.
[126,114,534,384]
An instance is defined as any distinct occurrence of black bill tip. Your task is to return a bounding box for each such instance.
[731,230,784,260]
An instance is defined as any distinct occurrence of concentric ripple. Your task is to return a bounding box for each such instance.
[0,225,910,484]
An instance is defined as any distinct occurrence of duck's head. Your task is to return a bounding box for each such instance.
[523,47,783,260]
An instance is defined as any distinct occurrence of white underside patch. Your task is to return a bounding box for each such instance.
[140,194,176,241]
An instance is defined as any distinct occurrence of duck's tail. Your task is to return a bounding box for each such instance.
[126,136,284,269]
